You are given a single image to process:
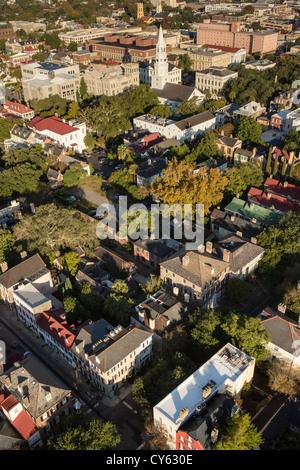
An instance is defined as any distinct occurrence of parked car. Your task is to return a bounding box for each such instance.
[66,196,76,202]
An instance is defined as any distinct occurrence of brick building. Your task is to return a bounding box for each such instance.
[196,20,278,55]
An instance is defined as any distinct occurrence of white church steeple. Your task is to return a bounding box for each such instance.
[152,26,169,90]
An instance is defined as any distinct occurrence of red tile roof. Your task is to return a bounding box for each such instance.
[4,100,34,115]
[1,394,18,412]
[29,116,79,136]
[264,177,300,203]
[12,409,38,440]
[0,391,37,439]
[248,186,300,213]
[36,310,77,350]
[203,44,243,53]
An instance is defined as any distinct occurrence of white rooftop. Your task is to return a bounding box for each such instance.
[154,343,254,426]
[13,282,50,309]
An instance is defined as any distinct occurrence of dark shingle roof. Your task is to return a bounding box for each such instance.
[261,307,300,357]
[175,111,215,131]
[137,157,167,179]
[180,394,238,450]
[0,254,48,289]
[152,83,199,102]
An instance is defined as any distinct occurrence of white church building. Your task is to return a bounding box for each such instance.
[139,26,182,89]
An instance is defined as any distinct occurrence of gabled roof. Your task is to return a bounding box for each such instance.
[264,177,300,203]
[4,101,34,115]
[216,235,264,273]
[211,208,262,240]
[37,310,77,350]
[248,187,300,213]
[261,307,300,357]
[175,111,215,131]
[0,254,48,289]
[0,392,38,440]
[29,116,79,136]
[137,157,167,179]
[1,358,71,419]
[152,83,202,102]
[225,197,283,226]
[160,248,229,287]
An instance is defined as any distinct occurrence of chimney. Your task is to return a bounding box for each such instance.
[251,237,257,245]
[278,303,286,315]
[230,215,235,222]
[283,181,288,188]
[236,231,242,237]
[198,244,205,253]
[5,376,11,387]
[206,241,213,254]
[250,202,254,210]
[182,254,190,267]
[20,251,27,260]
[0,262,8,273]
[252,218,257,224]
[266,192,271,199]
[222,249,230,262]
[179,407,189,421]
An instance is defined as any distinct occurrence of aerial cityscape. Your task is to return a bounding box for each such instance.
[0,0,299,454]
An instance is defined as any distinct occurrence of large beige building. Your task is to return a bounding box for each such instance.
[183,46,232,71]
[83,62,139,97]
[195,66,238,96]
[21,61,81,102]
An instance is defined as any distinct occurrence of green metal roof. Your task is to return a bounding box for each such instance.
[225,197,283,226]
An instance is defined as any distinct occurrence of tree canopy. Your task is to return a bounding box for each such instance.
[214,413,263,450]
[150,158,228,215]
[13,204,98,257]
[225,162,264,197]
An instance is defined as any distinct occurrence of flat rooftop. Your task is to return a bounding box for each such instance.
[13,282,50,309]
[154,343,253,426]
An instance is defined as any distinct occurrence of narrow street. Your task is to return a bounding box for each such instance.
[0,303,146,450]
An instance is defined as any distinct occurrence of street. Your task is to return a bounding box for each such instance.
[0,302,146,450]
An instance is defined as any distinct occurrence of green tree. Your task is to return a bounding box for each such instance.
[188,309,221,353]
[192,130,221,162]
[281,155,287,178]
[30,95,69,117]
[68,41,78,51]
[178,53,193,72]
[149,104,172,119]
[222,312,271,362]
[272,151,278,176]
[225,162,264,197]
[257,211,300,272]
[11,69,22,80]
[63,251,81,276]
[13,204,98,257]
[111,279,128,295]
[265,147,272,175]
[236,116,263,147]
[79,77,88,100]
[0,228,14,265]
[140,274,164,298]
[214,413,263,450]
[177,100,199,117]
[63,163,87,188]
[104,293,135,325]
[49,416,120,450]
[132,377,151,412]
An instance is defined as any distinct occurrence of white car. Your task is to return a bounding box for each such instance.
[66,196,76,202]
